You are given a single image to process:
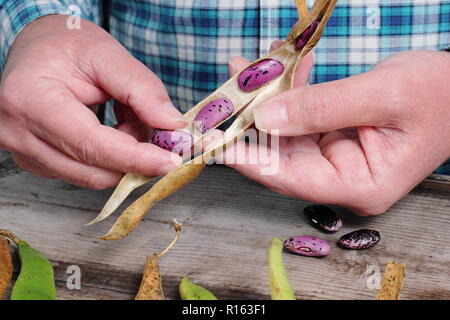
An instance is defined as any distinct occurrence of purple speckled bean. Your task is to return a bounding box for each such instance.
[295,19,320,51]
[237,59,284,92]
[194,98,234,133]
[303,205,342,233]
[151,129,194,156]
[338,229,380,250]
[284,236,330,257]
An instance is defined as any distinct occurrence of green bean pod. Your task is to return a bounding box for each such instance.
[0,230,56,300]
[268,237,296,300]
[11,241,56,300]
[179,277,217,300]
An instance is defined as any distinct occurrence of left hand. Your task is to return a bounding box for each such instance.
[220,49,450,216]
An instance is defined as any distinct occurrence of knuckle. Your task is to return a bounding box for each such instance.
[350,189,393,216]
[124,154,140,174]
[357,202,391,216]
[0,78,20,114]
[83,174,108,190]
[74,137,93,164]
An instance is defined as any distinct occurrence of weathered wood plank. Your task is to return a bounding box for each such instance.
[0,149,449,300]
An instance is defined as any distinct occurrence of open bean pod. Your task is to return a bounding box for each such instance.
[93,0,338,240]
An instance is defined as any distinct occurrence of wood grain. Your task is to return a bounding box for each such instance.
[0,150,449,300]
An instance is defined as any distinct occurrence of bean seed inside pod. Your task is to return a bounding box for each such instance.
[284,235,330,257]
[151,129,194,156]
[303,205,342,232]
[338,229,380,250]
[295,19,320,51]
[238,59,284,92]
[194,98,234,133]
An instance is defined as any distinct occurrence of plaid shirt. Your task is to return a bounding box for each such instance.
[1,0,449,174]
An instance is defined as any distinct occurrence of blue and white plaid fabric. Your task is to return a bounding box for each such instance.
[1,0,449,174]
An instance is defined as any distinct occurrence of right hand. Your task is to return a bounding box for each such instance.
[0,15,186,189]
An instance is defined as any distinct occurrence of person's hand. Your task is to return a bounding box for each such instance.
[0,15,186,189]
[224,49,450,215]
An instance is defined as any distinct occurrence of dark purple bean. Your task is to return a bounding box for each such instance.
[284,235,330,257]
[295,19,320,51]
[303,205,342,233]
[338,229,380,250]
[237,59,284,92]
[194,98,234,133]
[151,129,194,156]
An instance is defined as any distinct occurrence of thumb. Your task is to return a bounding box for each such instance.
[253,69,392,136]
[91,43,186,129]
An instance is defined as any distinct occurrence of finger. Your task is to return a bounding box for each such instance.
[90,42,186,129]
[293,51,314,87]
[20,134,124,190]
[115,121,151,142]
[227,39,285,78]
[318,130,348,149]
[282,135,322,154]
[253,69,393,135]
[270,40,285,52]
[228,56,250,77]
[114,102,151,141]
[27,90,182,176]
[12,153,55,179]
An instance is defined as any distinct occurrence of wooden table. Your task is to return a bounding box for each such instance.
[0,149,449,300]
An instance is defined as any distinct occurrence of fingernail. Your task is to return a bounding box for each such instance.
[228,62,235,76]
[254,100,288,130]
[158,154,182,175]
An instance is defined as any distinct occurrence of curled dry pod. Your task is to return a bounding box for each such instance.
[376,262,406,300]
[135,220,183,300]
[303,205,342,232]
[101,163,204,240]
[0,236,12,299]
[295,19,320,50]
[338,229,380,250]
[238,59,285,92]
[135,254,164,300]
[151,129,194,156]
[194,98,234,133]
[284,235,330,257]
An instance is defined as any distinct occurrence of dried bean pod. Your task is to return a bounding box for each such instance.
[295,19,320,50]
[151,129,194,156]
[194,98,234,133]
[376,262,406,300]
[238,59,285,92]
[284,235,330,257]
[0,237,12,299]
[338,229,380,250]
[303,205,342,232]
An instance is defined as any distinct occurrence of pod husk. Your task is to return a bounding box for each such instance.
[0,237,12,299]
[96,0,338,240]
[101,164,204,240]
[134,220,183,300]
[376,262,406,300]
[135,254,164,300]
[87,173,151,226]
